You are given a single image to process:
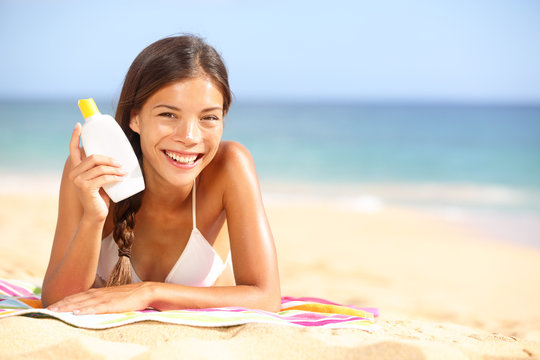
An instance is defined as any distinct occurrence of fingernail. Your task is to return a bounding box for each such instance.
[73,309,81,315]
[48,307,58,312]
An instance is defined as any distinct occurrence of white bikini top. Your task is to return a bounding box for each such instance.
[96,180,231,287]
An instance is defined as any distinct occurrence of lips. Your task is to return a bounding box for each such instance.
[163,150,203,167]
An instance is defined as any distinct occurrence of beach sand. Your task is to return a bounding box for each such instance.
[1,187,540,359]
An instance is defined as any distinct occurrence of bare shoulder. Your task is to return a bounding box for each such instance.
[217,141,253,163]
[209,141,256,177]
[201,141,259,201]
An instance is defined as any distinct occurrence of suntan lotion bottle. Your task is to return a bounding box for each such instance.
[78,98,145,203]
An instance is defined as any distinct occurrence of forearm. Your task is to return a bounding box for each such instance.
[42,217,104,306]
[146,282,281,313]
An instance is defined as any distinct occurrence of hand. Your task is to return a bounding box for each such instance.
[68,123,127,222]
[46,283,152,315]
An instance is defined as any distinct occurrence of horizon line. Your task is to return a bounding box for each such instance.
[1,96,540,108]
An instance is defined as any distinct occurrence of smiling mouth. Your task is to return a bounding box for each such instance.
[164,150,202,165]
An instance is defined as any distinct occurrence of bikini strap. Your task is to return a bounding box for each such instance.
[192,178,197,229]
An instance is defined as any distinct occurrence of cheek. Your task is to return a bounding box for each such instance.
[138,134,151,158]
[138,132,159,159]
[140,124,170,149]
[208,127,223,146]
[202,127,223,158]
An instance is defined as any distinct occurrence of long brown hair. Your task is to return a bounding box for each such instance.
[105,35,232,287]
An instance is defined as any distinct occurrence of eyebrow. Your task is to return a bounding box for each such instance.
[153,104,223,112]
[153,104,180,111]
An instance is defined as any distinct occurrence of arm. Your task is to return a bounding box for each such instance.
[47,142,281,313]
[41,124,125,306]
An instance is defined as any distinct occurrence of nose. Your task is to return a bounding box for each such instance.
[173,118,201,145]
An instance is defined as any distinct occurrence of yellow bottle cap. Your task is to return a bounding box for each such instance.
[78,98,100,119]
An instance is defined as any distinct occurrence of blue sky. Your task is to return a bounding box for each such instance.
[1,0,539,103]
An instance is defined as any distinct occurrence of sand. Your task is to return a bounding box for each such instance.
[1,184,540,359]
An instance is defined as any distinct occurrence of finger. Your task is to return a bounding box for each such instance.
[77,163,127,182]
[71,174,125,199]
[47,298,80,313]
[70,154,124,180]
[82,154,123,170]
[73,164,127,191]
[51,293,111,315]
[47,291,96,313]
[69,123,83,167]
[85,174,125,192]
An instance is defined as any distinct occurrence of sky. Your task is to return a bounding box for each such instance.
[0,0,539,103]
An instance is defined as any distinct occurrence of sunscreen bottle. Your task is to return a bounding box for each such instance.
[78,98,145,203]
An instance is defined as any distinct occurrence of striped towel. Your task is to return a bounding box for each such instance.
[0,279,378,330]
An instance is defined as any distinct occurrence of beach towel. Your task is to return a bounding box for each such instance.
[0,279,378,330]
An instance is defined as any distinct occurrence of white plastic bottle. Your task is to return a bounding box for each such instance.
[78,98,145,203]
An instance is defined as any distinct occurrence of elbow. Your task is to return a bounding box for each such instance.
[266,298,282,313]
[41,296,57,308]
[40,279,64,308]
[40,276,93,307]
[41,296,51,308]
[258,285,281,313]
[40,279,52,307]
[40,286,56,308]
[239,282,281,312]
[248,274,281,312]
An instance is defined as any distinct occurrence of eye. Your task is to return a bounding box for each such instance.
[202,115,220,121]
[159,112,176,119]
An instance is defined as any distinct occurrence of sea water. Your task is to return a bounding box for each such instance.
[1,100,539,246]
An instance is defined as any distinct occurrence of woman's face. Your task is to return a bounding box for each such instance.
[130,77,225,188]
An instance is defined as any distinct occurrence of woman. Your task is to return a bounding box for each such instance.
[41,35,281,314]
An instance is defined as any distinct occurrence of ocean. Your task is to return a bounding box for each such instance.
[1,100,540,246]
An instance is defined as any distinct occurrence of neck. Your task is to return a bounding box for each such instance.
[143,178,193,213]
[142,171,194,215]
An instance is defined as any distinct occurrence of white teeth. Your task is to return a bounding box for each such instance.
[165,151,198,164]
